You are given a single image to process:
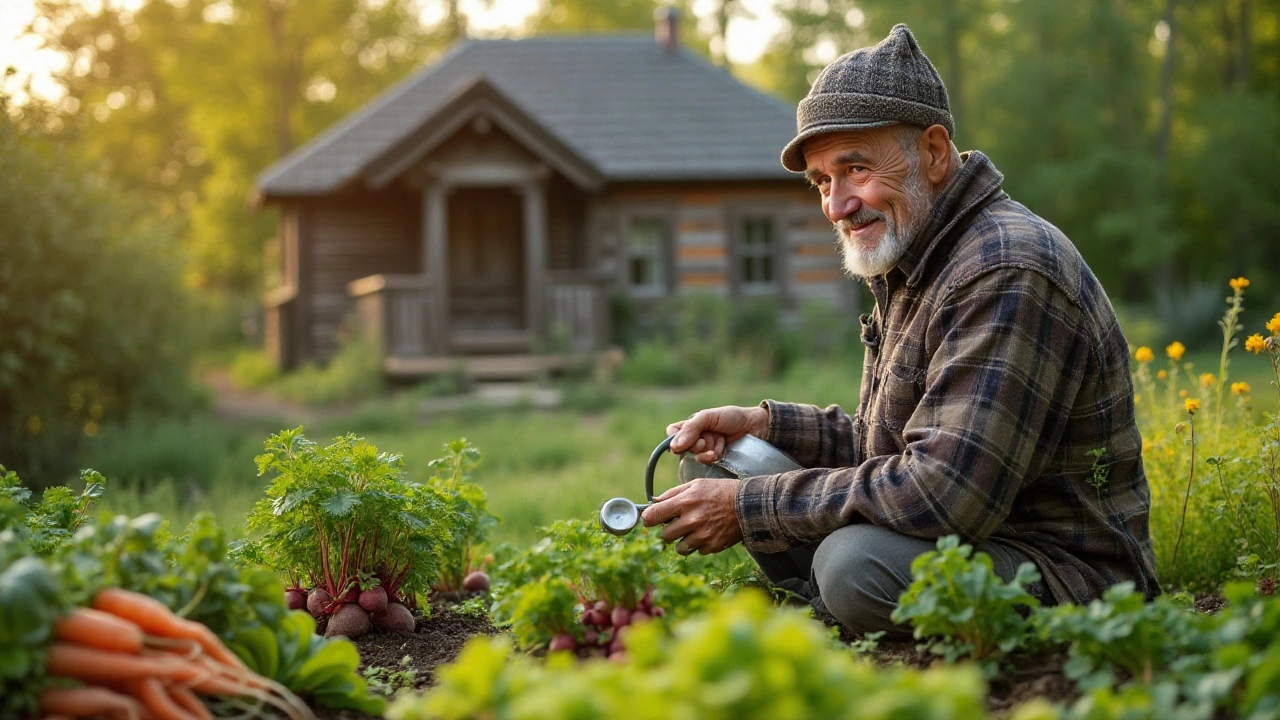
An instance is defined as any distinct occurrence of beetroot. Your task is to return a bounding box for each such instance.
[608,636,626,656]
[611,607,631,629]
[462,571,491,592]
[583,629,599,645]
[582,609,609,628]
[285,589,307,611]
[609,651,629,665]
[372,602,415,634]
[306,587,332,617]
[359,587,388,614]
[594,600,609,613]
[325,603,371,639]
[549,633,577,652]
[342,586,359,603]
[652,606,665,618]
[630,610,650,625]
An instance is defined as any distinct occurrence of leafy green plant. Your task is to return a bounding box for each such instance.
[428,439,498,593]
[891,534,1041,670]
[363,654,421,696]
[491,519,712,656]
[0,466,104,555]
[230,610,387,714]
[388,591,994,720]
[1035,583,1212,688]
[238,428,455,636]
[0,554,64,719]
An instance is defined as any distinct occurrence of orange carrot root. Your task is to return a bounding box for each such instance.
[92,588,250,673]
[165,684,212,720]
[54,607,146,655]
[38,686,146,720]
[46,644,212,686]
[128,678,197,720]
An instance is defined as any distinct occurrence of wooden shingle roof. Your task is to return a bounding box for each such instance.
[257,35,800,197]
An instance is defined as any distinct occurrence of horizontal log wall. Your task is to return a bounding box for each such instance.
[305,192,420,360]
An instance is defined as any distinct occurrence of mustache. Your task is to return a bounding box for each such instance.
[835,208,888,233]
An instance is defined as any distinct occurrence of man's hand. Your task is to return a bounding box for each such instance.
[641,478,743,555]
[666,405,769,464]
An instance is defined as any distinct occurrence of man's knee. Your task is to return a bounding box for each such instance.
[812,524,933,635]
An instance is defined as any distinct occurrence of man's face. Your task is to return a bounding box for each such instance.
[802,126,932,278]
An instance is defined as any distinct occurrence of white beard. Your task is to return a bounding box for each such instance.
[834,170,932,279]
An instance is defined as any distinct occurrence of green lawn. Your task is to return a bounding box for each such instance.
[79,343,1278,553]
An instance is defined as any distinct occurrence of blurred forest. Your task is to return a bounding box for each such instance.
[3,0,1280,478]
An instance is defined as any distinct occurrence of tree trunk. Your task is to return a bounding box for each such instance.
[1155,0,1176,167]
[265,0,296,157]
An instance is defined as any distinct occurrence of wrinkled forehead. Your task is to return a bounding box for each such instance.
[801,126,906,173]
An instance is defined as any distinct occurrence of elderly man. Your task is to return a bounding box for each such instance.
[641,24,1159,634]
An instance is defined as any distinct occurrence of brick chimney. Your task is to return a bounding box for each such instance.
[654,6,681,55]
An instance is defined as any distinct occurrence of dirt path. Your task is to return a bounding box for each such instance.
[202,369,335,425]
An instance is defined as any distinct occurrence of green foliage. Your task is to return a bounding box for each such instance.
[427,439,498,592]
[362,654,420,696]
[1036,584,1211,689]
[492,519,712,650]
[274,332,386,406]
[0,112,198,484]
[230,347,282,389]
[230,610,387,714]
[388,591,993,720]
[0,466,105,555]
[892,535,1041,670]
[0,555,64,718]
[240,428,454,605]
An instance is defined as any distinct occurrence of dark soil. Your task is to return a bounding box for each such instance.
[311,603,500,720]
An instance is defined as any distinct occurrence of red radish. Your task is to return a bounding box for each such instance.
[611,607,631,628]
[325,604,371,638]
[548,633,576,652]
[631,610,650,624]
[307,587,332,617]
[462,571,490,592]
[285,589,307,611]
[359,587,388,614]
[582,609,609,628]
[373,602,416,634]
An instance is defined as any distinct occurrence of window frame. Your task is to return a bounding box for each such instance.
[618,205,677,300]
[727,203,789,300]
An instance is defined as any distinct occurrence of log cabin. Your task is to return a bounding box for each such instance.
[255,11,855,379]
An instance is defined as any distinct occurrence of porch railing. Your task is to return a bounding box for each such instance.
[545,271,611,353]
[348,274,440,357]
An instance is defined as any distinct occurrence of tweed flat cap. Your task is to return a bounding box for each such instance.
[781,24,954,172]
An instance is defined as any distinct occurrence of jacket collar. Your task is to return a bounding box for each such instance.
[891,150,1007,288]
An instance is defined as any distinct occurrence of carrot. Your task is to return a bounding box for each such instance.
[128,678,197,720]
[164,685,212,720]
[38,686,145,720]
[54,607,146,654]
[91,589,250,672]
[46,644,214,686]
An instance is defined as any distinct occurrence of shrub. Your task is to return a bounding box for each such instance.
[0,111,198,484]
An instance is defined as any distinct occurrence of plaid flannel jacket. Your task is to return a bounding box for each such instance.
[736,151,1160,604]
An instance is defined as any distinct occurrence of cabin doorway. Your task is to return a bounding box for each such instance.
[447,186,526,345]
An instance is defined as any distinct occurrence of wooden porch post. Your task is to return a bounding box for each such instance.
[521,173,548,336]
[423,181,450,354]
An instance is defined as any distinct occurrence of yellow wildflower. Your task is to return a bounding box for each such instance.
[1166,341,1186,361]
[1247,334,1267,354]
[1142,439,1153,454]
[1200,372,1216,387]
[1230,277,1250,291]
[1185,398,1200,415]
[1179,389,1189,398]
[1268,313,1280,336]
[1231,381,1251,396]
[1157,369,1168,380]
[1134,347,1154,363]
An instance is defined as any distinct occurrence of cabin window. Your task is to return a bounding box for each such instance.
[738,217,776,290]
[627,218,667,293]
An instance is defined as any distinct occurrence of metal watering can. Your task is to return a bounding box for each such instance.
[598,434,802,535]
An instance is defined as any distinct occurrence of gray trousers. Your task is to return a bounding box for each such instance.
[748,524,1049,637]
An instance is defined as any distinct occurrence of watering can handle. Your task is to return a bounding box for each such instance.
[645,435,676,503]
